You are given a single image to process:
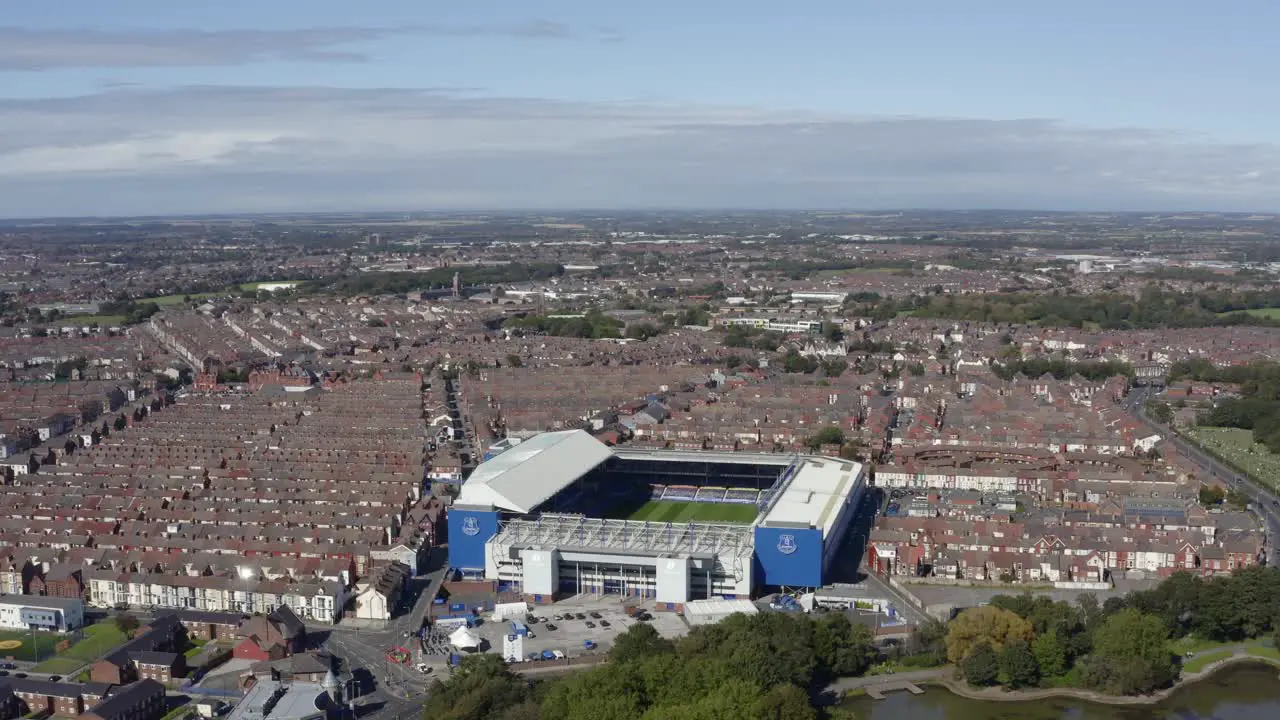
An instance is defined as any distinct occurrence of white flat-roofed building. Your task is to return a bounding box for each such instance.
[683,597,760,626]
[0,595,84,632]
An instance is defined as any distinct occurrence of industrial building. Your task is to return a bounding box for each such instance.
[447,430,865,610]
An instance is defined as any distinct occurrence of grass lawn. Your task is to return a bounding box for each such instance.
[626,500,758,524]
[1244,643,1280,662]
[1170,636,1235,655]
[0,629,61,662]
[31,656,84,675]
[61,623,127,662]
[1183,649,1234,673]
[1185,426,1280,492]
[1218,307,1280,320]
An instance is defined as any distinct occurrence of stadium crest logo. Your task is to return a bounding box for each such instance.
[777,534,798,555]
[461,517,481,537]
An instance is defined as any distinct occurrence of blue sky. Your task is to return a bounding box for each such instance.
[1,1,1277,216]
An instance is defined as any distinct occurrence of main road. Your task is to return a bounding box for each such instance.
[1126,387,1280,562]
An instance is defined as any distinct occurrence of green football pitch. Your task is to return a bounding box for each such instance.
[626,501,759,524]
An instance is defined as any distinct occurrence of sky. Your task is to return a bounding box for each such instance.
[1,0,1278,217]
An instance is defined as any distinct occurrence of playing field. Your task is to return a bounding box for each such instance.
[627,501,759,524]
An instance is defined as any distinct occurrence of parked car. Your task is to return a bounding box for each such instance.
[589,612,602,619]
[575,613,587,620]
[599,620,610,628]
[585,621,596,629]
[545,623,558,631]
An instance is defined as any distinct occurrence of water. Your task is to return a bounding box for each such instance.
[845,664,1280,719]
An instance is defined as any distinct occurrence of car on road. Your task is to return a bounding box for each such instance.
[48,676,61,682]
[14,674,26,679]
[415,663,431,674]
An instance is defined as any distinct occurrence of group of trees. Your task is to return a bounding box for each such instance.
[949,567,1280,695]
[422,568,1280,719]
[722,325,785,351]
[848,287,1280,329]
[423,612,878,720]
[505,311,625,340]
[94,298,163,325]
[1178,360,1280,454]
[991,357,1133,382]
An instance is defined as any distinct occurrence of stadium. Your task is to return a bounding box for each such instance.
[447,430,866,610]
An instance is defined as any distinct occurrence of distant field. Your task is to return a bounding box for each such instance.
[240,280,302,292]
[1185,426,1280,491]
[1217,307,1280,319]
[627,501,758,524]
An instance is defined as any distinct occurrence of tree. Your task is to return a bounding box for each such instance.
[812,614,876,679]
[115,612,140,637]
[1145,399,1174,425]
[422,654,530,720]
[504,354,523,368]
[609,622,675,665]
[1032,631,1068,678]
[998,638,1041,689]
[945,606,1034,664]
[750,684,817,720]
[961,641,1000,687]
[905,619,949,666]
[1086,608,1175,695]
[806,425,844,450]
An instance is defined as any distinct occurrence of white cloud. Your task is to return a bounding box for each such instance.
[0,86,1277,216]
[0,22,599,71]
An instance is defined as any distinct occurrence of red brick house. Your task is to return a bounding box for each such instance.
[174,610,244,643]
[80,680,166,720]
[27,565,85,599]
[233,606,307,662]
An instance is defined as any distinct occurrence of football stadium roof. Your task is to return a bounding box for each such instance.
[456,429,613,514]
[760,457,863,536]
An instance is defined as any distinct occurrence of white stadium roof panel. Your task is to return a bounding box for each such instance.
[760,457,862,536]
[457,429,613,513]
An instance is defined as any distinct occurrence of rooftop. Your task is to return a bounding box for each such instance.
[456,429,613,513]
[759,457,864,537]
[227,680,331,720]
[0,595,83,610]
